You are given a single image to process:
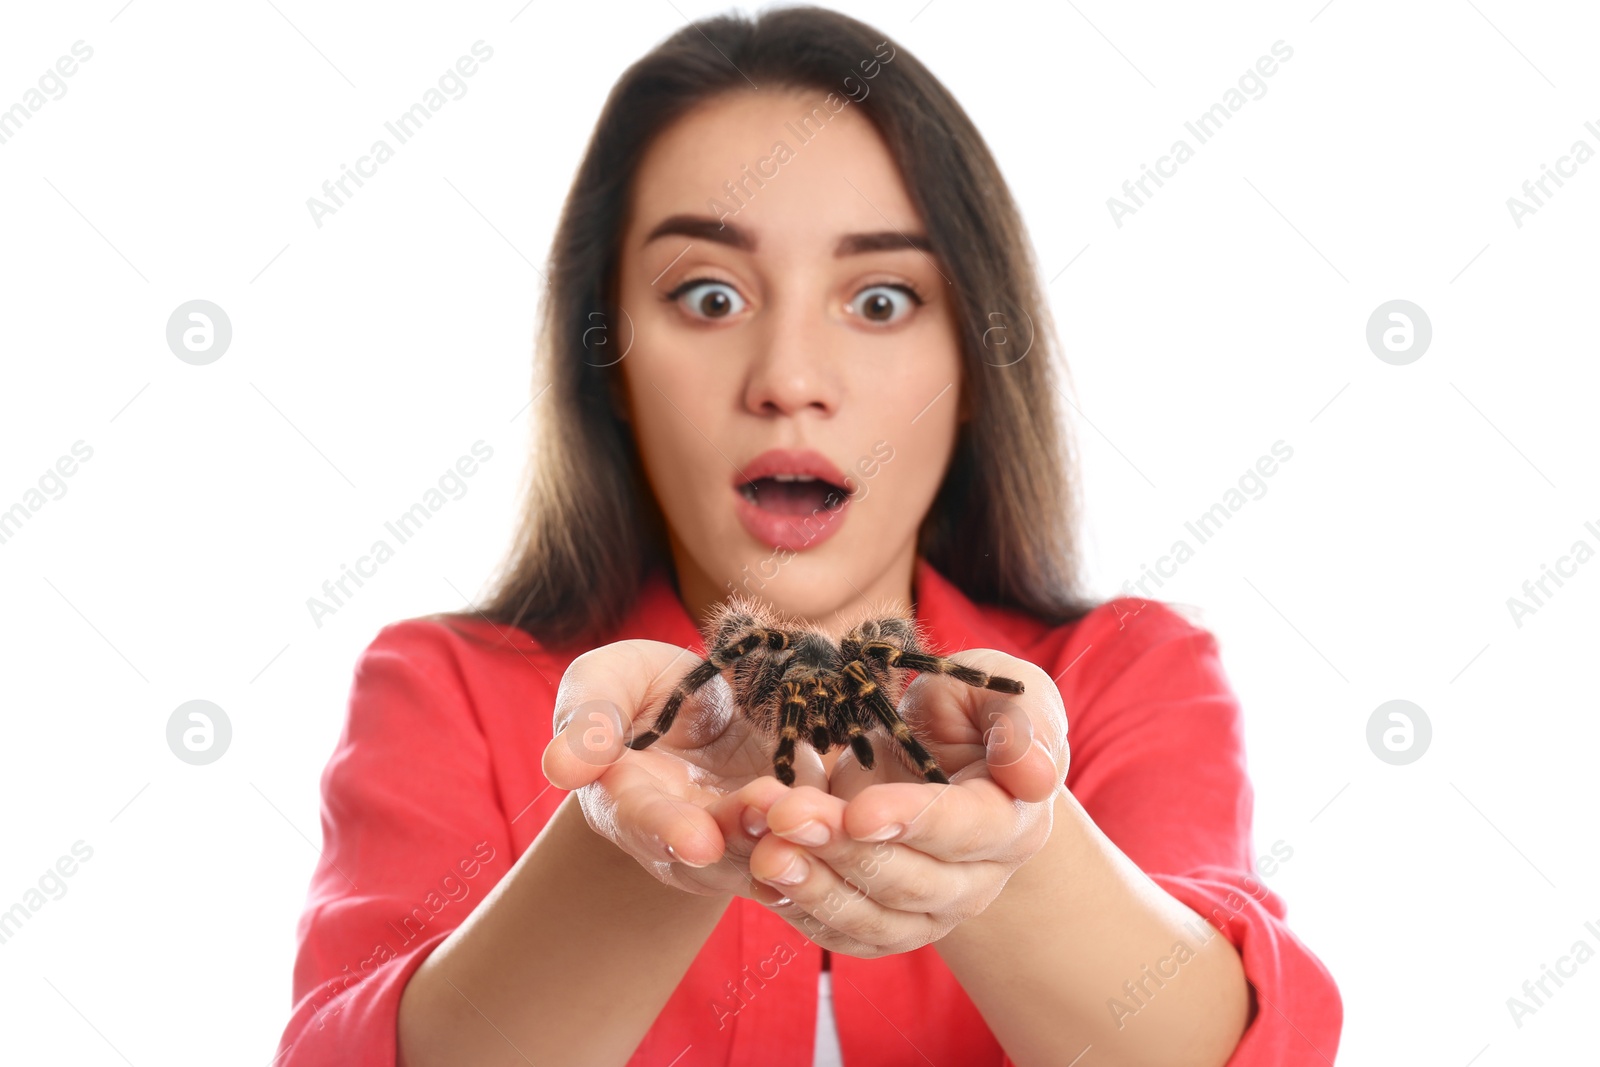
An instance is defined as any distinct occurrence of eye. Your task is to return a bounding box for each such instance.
[664,277,747,320]
[848,283,924,325]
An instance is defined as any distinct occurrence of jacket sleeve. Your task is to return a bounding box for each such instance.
[273,620,515,1066]
[1047,598,1343,1066]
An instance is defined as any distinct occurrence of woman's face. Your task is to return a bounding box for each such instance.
[614,87,965,628]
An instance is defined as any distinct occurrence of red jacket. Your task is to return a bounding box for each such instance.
[274,555,1343,1065]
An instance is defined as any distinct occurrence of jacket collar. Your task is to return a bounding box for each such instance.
[619,555,1017,656]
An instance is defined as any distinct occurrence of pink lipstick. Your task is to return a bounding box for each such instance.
[732,448,854,552]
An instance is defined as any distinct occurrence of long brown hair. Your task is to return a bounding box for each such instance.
[452,5,1098,653]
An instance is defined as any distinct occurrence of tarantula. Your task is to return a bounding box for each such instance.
[625,595,1025,786]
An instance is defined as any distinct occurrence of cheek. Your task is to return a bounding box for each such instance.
[620,361,724,521]
[851,384,959,516]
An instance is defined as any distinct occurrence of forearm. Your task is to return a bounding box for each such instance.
[398,791,731,1067]
[936,788,1251,1067]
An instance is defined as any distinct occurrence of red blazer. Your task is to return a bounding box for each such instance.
[273,555,1343,1065]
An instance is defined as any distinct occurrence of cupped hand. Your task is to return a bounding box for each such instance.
[540,639,828,900]
[741,648,1069,958]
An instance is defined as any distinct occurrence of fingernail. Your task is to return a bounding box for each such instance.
[665,843,712,869]
[741,806,768,838]
[855,823,903,842]
[753,883,791,907]
[764,854,809,885]
[778,820,828,846]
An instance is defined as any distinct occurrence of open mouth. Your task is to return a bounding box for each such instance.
[737,474,851,516]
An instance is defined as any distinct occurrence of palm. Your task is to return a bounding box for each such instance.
[823,672,1004,801]
[574,640,828,894]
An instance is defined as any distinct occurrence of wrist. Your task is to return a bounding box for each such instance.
[937,787,1081,955]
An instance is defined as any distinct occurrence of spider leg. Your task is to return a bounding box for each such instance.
[771,678,808,787]
[626,631,774,750]
[846,723,876,771]
[863,643,1026,695]
[807,678,833,753]
[824,680,873,770]
[820,678,876,770]
[842,661,949,784]
[625,658,719,750]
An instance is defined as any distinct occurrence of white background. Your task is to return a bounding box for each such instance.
[1,0,1596,1063]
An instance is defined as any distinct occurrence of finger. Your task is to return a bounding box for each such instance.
[901,649,1067,803]
[839,777,1047,864]
[758,793,981,914]
[542,639,726,790]
[749,830,947,948]
[746,881,885,959]
[606,768,729,869]
[705,776,790,859]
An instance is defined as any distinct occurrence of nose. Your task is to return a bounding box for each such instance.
[741,293,841,418]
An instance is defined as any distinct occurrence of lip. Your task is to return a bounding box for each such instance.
[733,448,854,552]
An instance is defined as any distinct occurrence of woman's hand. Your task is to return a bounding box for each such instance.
[742,648,1070,958]
[540,639,827,901]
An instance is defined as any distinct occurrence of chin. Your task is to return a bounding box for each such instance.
[718,549,876,621]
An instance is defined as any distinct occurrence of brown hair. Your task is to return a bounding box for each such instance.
[444,4,1098,653]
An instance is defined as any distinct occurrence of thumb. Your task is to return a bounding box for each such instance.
[978,697,1066,805]
[543,698,631,790]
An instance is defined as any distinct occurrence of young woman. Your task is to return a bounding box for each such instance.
[273,8,1341,1066]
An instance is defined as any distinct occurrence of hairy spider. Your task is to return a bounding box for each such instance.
[625,595,1025,786]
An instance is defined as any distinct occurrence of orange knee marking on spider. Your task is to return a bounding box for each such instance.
[892,723,911,739]
[781,725,799,739]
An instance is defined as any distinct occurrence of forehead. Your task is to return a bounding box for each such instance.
[624,88,925,253]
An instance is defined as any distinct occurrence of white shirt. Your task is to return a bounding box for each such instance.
[814,970,844,1066]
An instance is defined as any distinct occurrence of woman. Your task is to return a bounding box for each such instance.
[273,8,1341,1065]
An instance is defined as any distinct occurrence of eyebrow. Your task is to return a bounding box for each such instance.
[643,214,934,257]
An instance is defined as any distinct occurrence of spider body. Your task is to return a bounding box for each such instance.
[626,596,1025,786]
